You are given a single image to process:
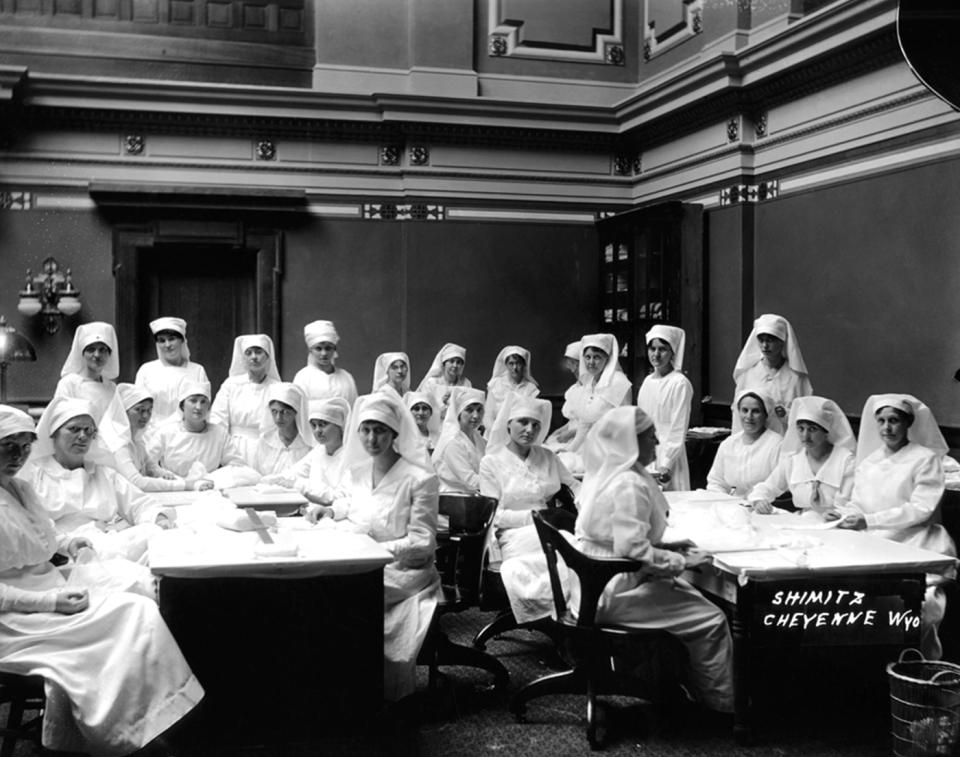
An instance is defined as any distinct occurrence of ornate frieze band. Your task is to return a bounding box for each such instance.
[362,203,445,221]
[719,181,779,206]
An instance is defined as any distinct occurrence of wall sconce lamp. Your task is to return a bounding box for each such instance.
[17,257,82,334]
[0,315,37,403]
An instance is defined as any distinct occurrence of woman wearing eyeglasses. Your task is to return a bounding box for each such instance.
[17,397,170,567]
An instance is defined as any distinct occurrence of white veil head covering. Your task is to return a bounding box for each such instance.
[0,405,36,440]
[116,382,153,412]
[579,333,625,388]
[564,341,582,361]
[733,313,809,381]
[60,322,120,380]
[149,316,191,362]
[263,382,314,447]
[733,387,778,433]
[645,325,686,372]
[856,394,947,465]
[487,394,552,453]
[373,352,411,394]
[403,391,442,438]
[177,380,212,405]
[420,343,467,385]
[489,345,537,387]
[578,406,653,517]
[341,386,433,473]
[31,397,111,465]
[227,334,281,380]
[433,386,486,461]
[303,320,340,350]
[99,383,153,451]
[782,395,856,455]
[308,397,351,430]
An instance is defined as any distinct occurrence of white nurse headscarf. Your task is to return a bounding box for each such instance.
[578,333,625,389]
[31,397,111,465]
[227,334,281,380]
[419,343,467,386]
[372,352,411,394]
[150,316,191,363]
[564,341,582,361]
[855,394,947,465]
[303,320,340,349]
[733,314,809,381]
[488,346,537,388]
[340,386,433,473]
[403,391,442,439]
[263,382,314,448]
[645,325,686,372]
[486,394,552,453]
[60,322,120,380]
[433,386,486,462]
[782,395,856,456]
[733,388,779,433]
[0,405,35,439]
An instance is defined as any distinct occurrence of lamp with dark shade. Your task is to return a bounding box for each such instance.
[0,315,37,403]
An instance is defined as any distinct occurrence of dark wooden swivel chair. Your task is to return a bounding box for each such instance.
[510,512,681,750]
[418,494,509,691]
[0,673,45,757]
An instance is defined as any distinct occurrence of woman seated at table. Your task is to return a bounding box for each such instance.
[480,395,579,563]
[211,334,281,467]
[253,382,314,476]
[102,383,190,492]
[293,320,359,405]
[54,321,127,429]
[732,314,813,434]
[264,397,351,521]
[417,343,471,419]
[544,340,584,448]
[322,389,440,701]
[832,394,956,659]
[550,334,632,474]
[134,316,209,432]
[706,389,783,497]
[149,381,259,491]
[574,406,733,714]
[373,352,411,395]
[636,325,693,491]
[747,395,855,515]
[404,391,441,455]
[19,397,168,564]
[0,404,204,757]
[433,387,487,494]
[484,346,540,430]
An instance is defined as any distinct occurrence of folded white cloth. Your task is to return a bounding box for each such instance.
[215,510,278,532]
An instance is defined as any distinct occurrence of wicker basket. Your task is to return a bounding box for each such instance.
[888,650,960,756]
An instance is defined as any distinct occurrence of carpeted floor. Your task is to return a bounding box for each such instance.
[2,607,909,756]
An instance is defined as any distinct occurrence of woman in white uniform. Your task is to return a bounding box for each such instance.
[417,343,472,418]
[484,346,540,430]
[211,333,281,467]
[322,389,440,701]
[148,381,259,491]
[253,382,313,476]
[545,340,584,448]
[636,325,693,491]
[432,387,486,494]
[265,398,351,521]
[293,320,358,405]
[706,389,783,497]
[0,404,203,757]
[748,396,855,515]
[19,398,166,564]
[54,321,126,429]
[404,391,441,455]
[833,394,956,659]
[480,395,578,564]
[732,314,813,434]
[134,317,209,434]
[574,406,733,714]
[373,352,411,395]
[554,334,632,474]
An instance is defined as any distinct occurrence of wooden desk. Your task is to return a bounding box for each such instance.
[150,523,392,746]
[664,492,958,742]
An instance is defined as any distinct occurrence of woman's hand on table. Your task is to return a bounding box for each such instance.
[189,477,214,491]
[66,537,94,559]
[54,588,89,615]
[682,549,714,570]
[262,473,295,489]
[750,498,774,515]
[660,538,698,554]
[302,503,334,524]
[158,470,178,480]
[833,512,866,530]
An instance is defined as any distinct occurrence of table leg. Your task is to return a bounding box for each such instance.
[731,598,752,745]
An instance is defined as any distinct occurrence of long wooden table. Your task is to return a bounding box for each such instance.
[149,520,392,746]
[664,491,958,742]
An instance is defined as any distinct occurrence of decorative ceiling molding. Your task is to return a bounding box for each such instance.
[644,0,704,62]
[488,0,624,65]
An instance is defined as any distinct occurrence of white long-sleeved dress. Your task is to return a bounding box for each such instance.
[636,370,693,491]
[0,479,203,756]
[53,374,118,425]
[253,429,312,477]
[210,374,279,467]
[146,421,260,490]
[734,362,812,435]
[283,445,347,503]
[748,445,855,514]
[332,457,440,701]
[135,359,209,430]
[434,431,486,494]
[111,434,186,493]
[706,430,783,498]
[292,365,358,406]
[556,375,632,473]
